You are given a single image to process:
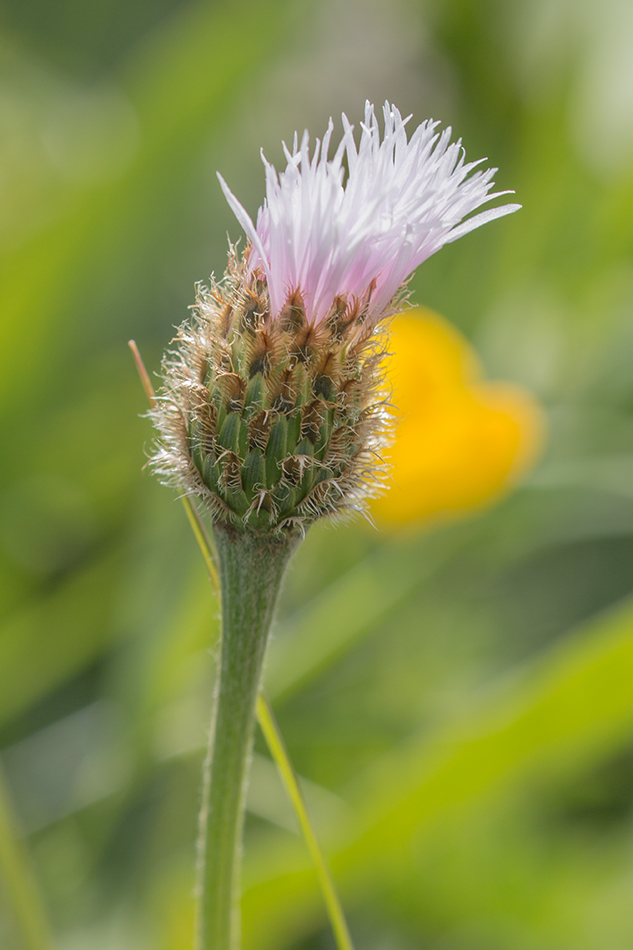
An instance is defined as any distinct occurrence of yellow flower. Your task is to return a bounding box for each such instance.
[373,309,545,525]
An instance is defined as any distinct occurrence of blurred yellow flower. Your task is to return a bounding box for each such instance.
[373,308,545,525]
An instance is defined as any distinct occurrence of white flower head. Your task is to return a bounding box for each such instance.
[218,101,520,327]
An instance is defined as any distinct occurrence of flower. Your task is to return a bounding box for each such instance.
[372,309,545,525]
[218,100,520,327]
[150,103,521,534]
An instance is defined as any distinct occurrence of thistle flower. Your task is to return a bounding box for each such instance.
[145,103,523,950]
[151,101,520,534]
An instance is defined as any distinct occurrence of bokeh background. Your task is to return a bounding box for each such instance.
[2,0,633,947]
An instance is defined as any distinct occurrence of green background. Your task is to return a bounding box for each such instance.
[2,0,633,947]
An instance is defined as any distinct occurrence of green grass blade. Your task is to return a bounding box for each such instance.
[256,692,355,950]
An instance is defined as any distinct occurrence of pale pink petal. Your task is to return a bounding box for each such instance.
[218,102,520,325]
[445,202,522,243]
[216,173,271,283]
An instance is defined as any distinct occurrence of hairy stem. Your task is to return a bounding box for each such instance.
[196,527,298,950]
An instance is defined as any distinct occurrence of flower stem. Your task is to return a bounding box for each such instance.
[256,692,355,950]
[196,526,298,950]
[130,341,353,947]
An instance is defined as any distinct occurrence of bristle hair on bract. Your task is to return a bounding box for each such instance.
[150,247,393,536]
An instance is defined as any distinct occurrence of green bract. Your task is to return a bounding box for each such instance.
[150,250,391,534]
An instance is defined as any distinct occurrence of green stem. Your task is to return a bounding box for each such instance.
[0,761,53,950]
[130,342,352,947]
[196,526,298,950]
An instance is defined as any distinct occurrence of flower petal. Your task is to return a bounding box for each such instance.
[218,104,521,325]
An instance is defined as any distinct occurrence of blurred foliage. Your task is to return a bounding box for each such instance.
[1,0,633,948]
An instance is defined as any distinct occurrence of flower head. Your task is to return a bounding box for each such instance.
[219,101,520,327]
[150,103,520,535]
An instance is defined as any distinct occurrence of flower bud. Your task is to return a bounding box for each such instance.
[150,252,390,533]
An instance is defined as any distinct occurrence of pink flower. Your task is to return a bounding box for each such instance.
[218,101,520,327]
